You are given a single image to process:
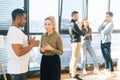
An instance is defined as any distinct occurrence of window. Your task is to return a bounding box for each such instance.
[87,0,120,64]
[29,0,58,33]
[28,35,41,70]
[111,0,120,30]
[0,0,24,32]
[60,0,83,33]
[88,0,108,32]
[0,35,7,70]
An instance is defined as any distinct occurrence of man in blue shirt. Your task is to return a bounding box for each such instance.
[98,12,114,74]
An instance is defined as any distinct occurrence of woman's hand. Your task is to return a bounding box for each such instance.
[40,44,54,53]
[44,44,54,51]
[40,47,46,53]
[85,33,91,36]
[29,36,40,47]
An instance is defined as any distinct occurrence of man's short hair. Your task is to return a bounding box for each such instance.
[71,11,79,17]
[106,12,113,17]
[12,8,26,21]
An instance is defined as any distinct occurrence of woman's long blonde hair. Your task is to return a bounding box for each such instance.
[80,19,90,30]
[45,16,56,31]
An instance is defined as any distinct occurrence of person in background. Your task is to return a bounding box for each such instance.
[6,8,39,80]
[40,16,63,80]
[98,12,114,75]
[80,19,99,75]
[68,11,84,80]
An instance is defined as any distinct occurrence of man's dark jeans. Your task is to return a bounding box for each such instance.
[11,73,27,80]
[101,41,114,72]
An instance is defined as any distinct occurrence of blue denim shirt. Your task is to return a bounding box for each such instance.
[98,22,114,43]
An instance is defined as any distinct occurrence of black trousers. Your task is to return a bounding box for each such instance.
[101,41,114,71]
[40,55,61,80]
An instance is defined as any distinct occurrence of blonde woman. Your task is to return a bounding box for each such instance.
[40,16,63,80]
[80,19,99,75]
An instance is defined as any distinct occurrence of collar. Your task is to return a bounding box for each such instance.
[71,19,77,22]
[45,31,56,37]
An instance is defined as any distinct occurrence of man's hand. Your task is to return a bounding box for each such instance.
[29,36,40,47]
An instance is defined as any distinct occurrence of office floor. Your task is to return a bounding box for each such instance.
[27,66,120,80]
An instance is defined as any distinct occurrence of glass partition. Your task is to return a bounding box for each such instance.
[29,0,58,33]
[0,0,24,31]
[60,0,83,33]
[88,0,108,32]
[111,0,120,30]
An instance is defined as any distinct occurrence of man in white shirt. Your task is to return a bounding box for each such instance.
[6,9,39,80]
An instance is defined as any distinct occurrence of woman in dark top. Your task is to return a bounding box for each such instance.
[80,19,99,75]
[40,16,63,80]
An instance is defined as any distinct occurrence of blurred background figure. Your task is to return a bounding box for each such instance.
[68,11,84,80]
[80,19,99,75]
[98,12,114,76]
